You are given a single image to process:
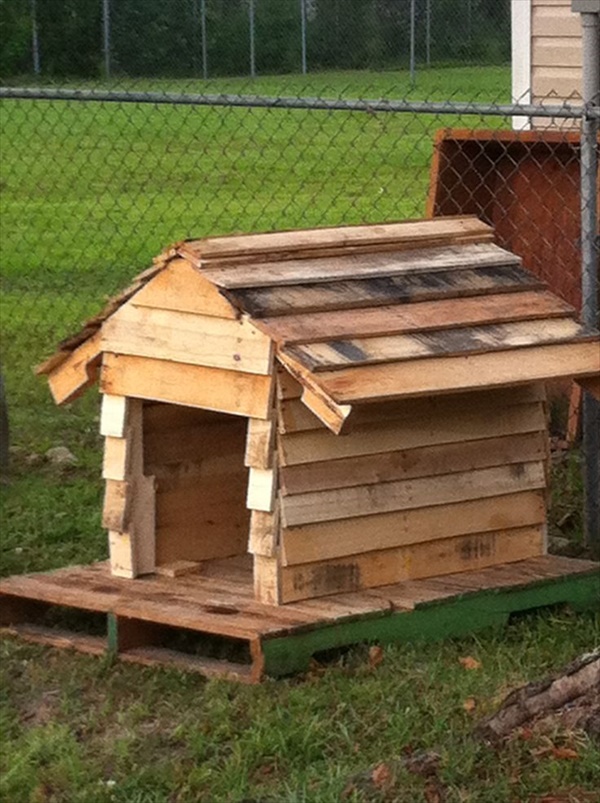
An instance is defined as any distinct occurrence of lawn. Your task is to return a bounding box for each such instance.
[1,65,599,803]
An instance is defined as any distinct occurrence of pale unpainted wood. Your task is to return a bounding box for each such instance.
[245,416,275,469]
[256,290,574,346]
[102,480,130,532]
[228,263,543,319]
[278,401,547,466]
[183,217,493,263]
[316,342,600,404]
[279,525,545,602]
[254,555,281,605]
[246,467,277,513]
[288,318,591,372]
[280,489,546,567]
[280,431,548,496]
[248,507,280,557]
[131,257,238,318]
[280,461,547,528]
[43,329,103,406]
[276,366,303,400]
[201,242,518,289]
[102,304,273,376]
[100,394,129,438]
[154,561,203,578]
[277,383,546,435]
[101,353,274,420]
[102,436,129,481]
[299,386,352,435]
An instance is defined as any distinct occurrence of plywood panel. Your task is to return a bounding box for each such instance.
[101,354,274,420]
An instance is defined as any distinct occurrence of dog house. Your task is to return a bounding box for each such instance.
[37,217,600,606]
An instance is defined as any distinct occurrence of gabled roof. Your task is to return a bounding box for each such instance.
[38,216,600,433]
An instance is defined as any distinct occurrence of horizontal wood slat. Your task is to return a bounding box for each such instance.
[201,243,518,289]
[278,401,546,466]
[280,461,546,527]
[287,319,591,372]
[279,525,545,602]
[258,290,574,345]
[280,431,547,496]
[101,354,274,420]
[315,342,600,404]
[102,304,273,376]
[280,490,546,566]
[227,263,543,319]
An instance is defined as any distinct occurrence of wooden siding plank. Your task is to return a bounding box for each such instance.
[102,305,273,376]
[101,354,274,420]
[100,394,129,438]
[257,291,574,345]
[279,526,545,602]
[248,508,280,557]
[278,401,546,466]
[280,490,546,566]
[280,461,547,527]
[315,342,600,404]
[277,383,546,434]
[201,243,518,288]
[44,329,103,406]
[102,436,130,481]
[226,264,544,319]
[247,467,278,513]
[280,431,548,496]
[130,258,238,318]
[287,319,590,372]
[245,416,275,469]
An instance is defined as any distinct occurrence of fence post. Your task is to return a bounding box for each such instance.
[426,0,431,67]
[410,0,416,87]
[201,0,208,80]
[300,0,307,75]
[31,0,40,75]
[249,0,256,78]
[102,0,111,80]
[574,0,600,553]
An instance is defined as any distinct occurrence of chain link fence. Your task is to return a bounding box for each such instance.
[0,1,598,544]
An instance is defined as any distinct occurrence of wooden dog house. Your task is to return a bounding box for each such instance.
[37,217,600,606]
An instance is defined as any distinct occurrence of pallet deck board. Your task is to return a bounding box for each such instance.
[1,556,597,680]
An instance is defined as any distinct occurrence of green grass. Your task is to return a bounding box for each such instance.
[1,64,598,803]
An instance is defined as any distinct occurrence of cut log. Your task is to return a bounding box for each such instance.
[474,649,600,743]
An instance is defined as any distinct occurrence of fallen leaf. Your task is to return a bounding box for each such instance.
[550,746,579,761]
[424,780,446,803]
[368,645,384,668]
[459,656,482,671]
[371,762,392,789]
[463,697,477,713]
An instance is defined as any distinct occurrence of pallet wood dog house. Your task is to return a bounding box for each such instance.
[37,217,600,606]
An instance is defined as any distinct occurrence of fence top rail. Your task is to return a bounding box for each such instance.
[1,86,598,120]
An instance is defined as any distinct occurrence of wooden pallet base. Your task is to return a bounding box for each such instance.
[1,555,598,681]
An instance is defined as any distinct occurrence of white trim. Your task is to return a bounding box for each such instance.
[512,0,532,130]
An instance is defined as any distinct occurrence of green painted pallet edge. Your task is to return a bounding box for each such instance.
[260,569,600,677]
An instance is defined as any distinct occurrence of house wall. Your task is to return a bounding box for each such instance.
[270,375,551,603]
[531,0,583,104]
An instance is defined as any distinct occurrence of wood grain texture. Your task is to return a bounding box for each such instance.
[227,263,543,319]
[315,342,600,404]
[287,318,591,372]
[279,525,545,602]
[257,290,574,345]
[102,304,273,375]
[280,461,547,527]
[280,490,546,566]
[278,401,546,466]
[280,431,548,496]
[201,242,518,288]
[248,508,280,557]
[44,329,102,406]
[131,258,238,318]
[245,416,275,469]
[101,353,274,420]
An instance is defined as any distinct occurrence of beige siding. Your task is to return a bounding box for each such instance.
[531,0,582,105]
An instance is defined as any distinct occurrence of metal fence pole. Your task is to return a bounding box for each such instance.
[201,0,208,80]
[410,0,416,86]
[31,0,40,75]
[300,0,307,75]
[426,0,431,67]
[249,0,256,78]
[102,0,111,80]
[577,1,600,553]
